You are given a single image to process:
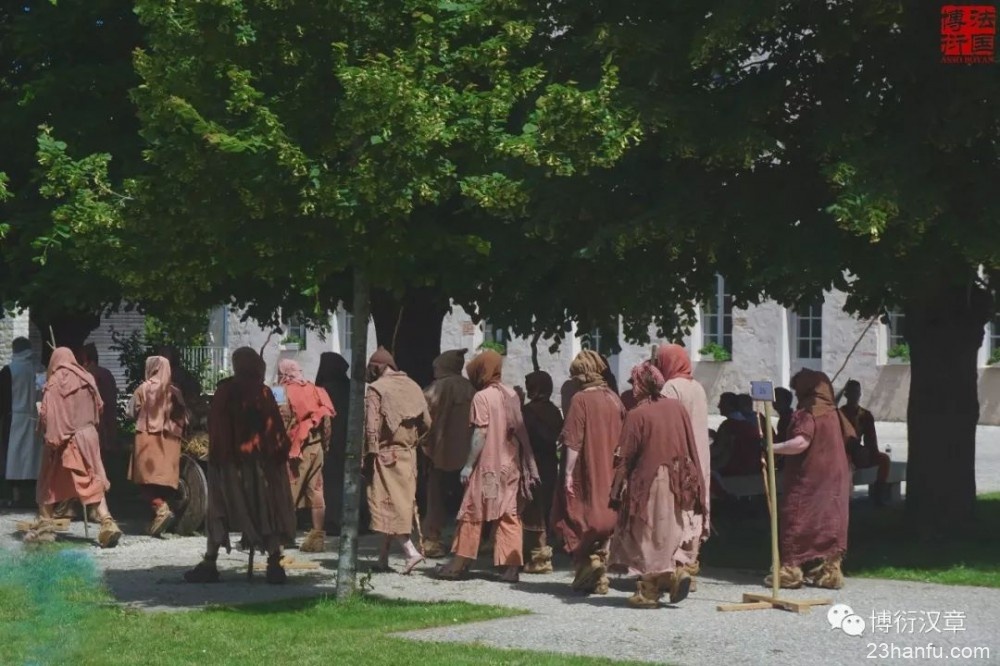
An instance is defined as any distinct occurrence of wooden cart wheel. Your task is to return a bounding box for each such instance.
[173,453,207,536]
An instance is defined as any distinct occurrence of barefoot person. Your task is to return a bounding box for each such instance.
[364,348,432,573]
[276,359,335,552]
[25,348,121,547]
[436,350,538,582]
[185,347,295,584]
[127,356,188,537]
[770,369,854,590]
[421,349,475,558]
[654,344,710,586]
[519,370,562,574]
[551,350,625,595]
[609,362,708,607]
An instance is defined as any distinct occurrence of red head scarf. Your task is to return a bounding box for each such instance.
[466,350,503,391]
[630,361,666,401]
[656,344,693,381]
[41,347,103,445]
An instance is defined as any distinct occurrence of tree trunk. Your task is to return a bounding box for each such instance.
[336,267,371,600]
[370,287,449,389]
[904,282,990,535]
[31,311,101,365]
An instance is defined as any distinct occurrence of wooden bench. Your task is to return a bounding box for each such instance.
[716,460,907,504]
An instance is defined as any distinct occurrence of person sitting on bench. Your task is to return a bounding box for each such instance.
[838,380,891,504]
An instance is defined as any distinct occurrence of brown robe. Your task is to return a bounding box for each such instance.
[364,371,431,535]
[609,397,707,575]
[422,354,475,472]
[205,375,296,553]
[520,398,562,532]
[780,410,851,565]
[551,386,624,561]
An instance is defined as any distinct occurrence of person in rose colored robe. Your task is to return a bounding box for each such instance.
[24,348,122,548]
[551,350,624,595]
[770,369,854,590]
[435,350,538,583]
[127,356,188,537]
[609,362,707,608]
[654,344,710,586]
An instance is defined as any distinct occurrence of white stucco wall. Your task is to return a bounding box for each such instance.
[80,289,1000,424]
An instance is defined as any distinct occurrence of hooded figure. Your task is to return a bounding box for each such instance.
[363,347,432,573]
[277,359,335,552]
[519,370,563,574]
[420,349,475,558]
[24,348,122,548]
[770,369,855,590]
[435,350,538,583]
[184,347,295,585]
[127,355,189,537]
[315,351,351,531]
[550,350,625,595]
[654,344,710,585]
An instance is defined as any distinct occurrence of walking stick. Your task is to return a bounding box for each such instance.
[247,549,254,581]
[81,500,90,540]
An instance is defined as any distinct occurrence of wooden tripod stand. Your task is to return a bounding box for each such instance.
[717,396,832,614]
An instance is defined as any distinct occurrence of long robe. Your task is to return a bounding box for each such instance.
[423,370,475,472]
[127,384,187,489]
[661,377,711,533]
[609,398,707,576]
[520,398,562,532]
[457,383,525,523]
[364,371,431,535]
[551,386,624,561]
[205,377,296,553]
[3,350,43,480]
[779,409,850,565]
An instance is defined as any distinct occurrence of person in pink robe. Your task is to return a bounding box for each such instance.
[435,350,538,583]
[609,362,707,607]
[654,344,710,586]
[23,348,122,548]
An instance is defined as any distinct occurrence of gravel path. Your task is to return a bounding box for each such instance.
[2,509,998,665]
[1,422,998,664]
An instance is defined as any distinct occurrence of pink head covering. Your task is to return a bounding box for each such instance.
[277,359,306,385]
[40,347,103,445]
[630,361,666,400]
[135,356,173,434]
[655,344,693,381]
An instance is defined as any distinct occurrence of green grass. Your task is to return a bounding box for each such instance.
[702,492,1000,588]
[0,549,631,666]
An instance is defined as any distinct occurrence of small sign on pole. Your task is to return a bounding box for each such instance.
[750,380,775,403]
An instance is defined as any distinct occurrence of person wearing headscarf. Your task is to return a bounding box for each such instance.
[551,350,625,595]
[519,370,563,574]
[435,349,538,582]
[420,349,475,559]
[769,369,854,590]
[276,359,335,552]
[127,356,188,537]
[1,338,43,506]
[774,387,794,442]
[364,347,432,573]
[654,344,710,587]
[315,351,352,532]
[609,362,708,607]
[23,348,122,547]
[184,347,295,584]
